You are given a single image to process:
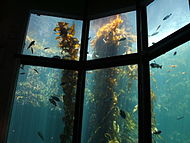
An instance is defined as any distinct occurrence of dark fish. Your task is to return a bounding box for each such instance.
[152,42,156,45]
[150,63,162,69]
[156,25,161,31]
[118,37,126,41]
[120,109,126,119]
[49,98,57,106]
[37,131,44,141]
[173,51,177,55]
[51,96,60,102]
[60,82,66,86]
[153,130,162,135]
[31,47,34,54]
[177,116,184,120]
[163,13,172,20]
[33,69,39,74]
[20,72,25,75]
[150,32,159,36]
[27,41,35,49]
[88,37,91,40]
[44,47,50,50]
[52,56,61,59]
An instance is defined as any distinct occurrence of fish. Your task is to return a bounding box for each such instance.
[133,105,138,113]
[120,109,126,119]
[44,47,50,50]
[163,13,172,20]
[153,130,162,135]
[60,82,66,86]
[169,65,177,68]
[152,42,156,45]
[150,32,159,36]
[51,96,60,102]
[150,62,162,69]
[31,47,33,54]
[20,64,24,70]
[33,69,39,74]
[177,116,184,120]
[173,51,177,55]
[156,25,161,31]
[20,72,25,75]
[37,131,44,141]
[52,56,61,59]
[49,98,57,106]
[27,41,35,49]
[118,37,126,41]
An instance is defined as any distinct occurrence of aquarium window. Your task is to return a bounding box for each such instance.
[7,65,78,143]
[81,65,138,143]
[150,41,190,143]
[87,11,137,60]
[22,13,83,60]
[147,0,190,46]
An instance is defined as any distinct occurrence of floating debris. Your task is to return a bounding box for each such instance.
[37,131,44,141]
[150,62,162,69]
[173,51,177,55]
[51,96,60,102]
[177,116,184,120]
[120,109,126,119]
[49,98,57,106]
[163,13,172,21]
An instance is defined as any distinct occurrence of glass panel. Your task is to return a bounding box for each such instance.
[81,65,138,143]
[7,65,78,143]
[23,13,83,60]
[87,11,137,60]
[150,41,190,143]
[147,0,190,46]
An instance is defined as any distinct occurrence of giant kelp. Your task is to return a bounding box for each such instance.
[54,22,79,143]
[83,15,138,143]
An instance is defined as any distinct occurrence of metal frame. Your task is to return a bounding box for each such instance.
[9,4,190,143]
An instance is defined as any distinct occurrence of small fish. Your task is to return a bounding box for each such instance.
[181,72,187,75]
[88,37,91,40]
[150,32,159,36]
[31,47,34,54]
[27,41,35,49]
[173,51,177,55]
[52,56,61,59]
[20,72,25,75]
[37,131,44,141]
[150,62,162,69]
[152,42,156,45]
[20,64,24,70]
[33,69,39,74]
[44,47,50,50]
[153,130,162,135]
[49,98,57,106]
[177,116,184,120]
[120,109,126,119]
[156,25,161,31]
[118,37,126,41]
[163,13,172,20]
[51,96,60,102]
[133,105,138,113]
[169,65,177,68]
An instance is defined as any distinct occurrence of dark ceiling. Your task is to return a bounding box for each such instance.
[1,0,153,20]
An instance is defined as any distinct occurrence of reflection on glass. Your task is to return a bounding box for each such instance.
[147,0,190,46]
[150,41,190,143]
[23,13,83,60]
[7,65,78,143]
[87,12,137,60]
[81,65,138,143]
